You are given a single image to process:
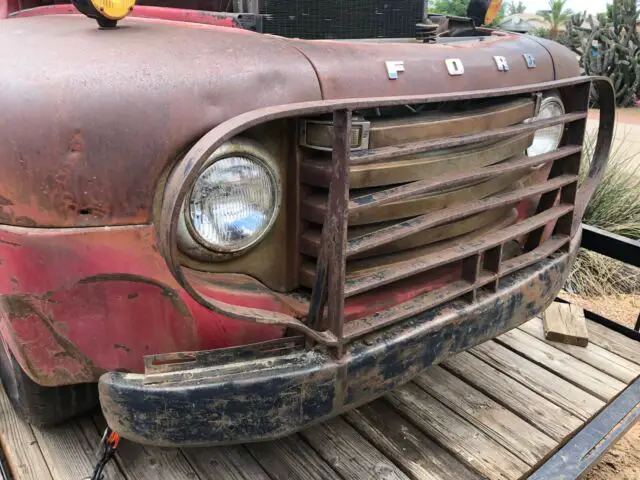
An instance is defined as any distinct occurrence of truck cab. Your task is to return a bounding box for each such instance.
[0,0,614,446]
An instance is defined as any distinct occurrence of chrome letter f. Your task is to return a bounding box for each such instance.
[385,61,405,80]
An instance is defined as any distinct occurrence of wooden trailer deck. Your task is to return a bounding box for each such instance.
[1,315,639,480]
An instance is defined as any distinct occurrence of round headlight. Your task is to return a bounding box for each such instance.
[527,95,565,157]
[185,142,280,255]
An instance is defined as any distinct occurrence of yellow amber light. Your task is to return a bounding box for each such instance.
[91,0,136,20]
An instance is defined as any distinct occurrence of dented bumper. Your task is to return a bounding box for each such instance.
[98,232,579,447]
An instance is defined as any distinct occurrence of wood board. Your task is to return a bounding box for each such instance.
[542,302,589,347]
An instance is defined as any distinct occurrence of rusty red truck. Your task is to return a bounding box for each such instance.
[0,0,614,446]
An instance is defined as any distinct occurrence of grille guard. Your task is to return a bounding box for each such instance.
[158,76,615,356]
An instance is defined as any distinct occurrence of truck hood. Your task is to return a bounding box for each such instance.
[288,34,560,99]
[0,16,575,228]
[0,16,321,227]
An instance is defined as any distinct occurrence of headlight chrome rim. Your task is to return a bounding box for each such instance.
[178,138,282,260]
[527,93,566,157]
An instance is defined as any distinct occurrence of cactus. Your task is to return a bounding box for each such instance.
[563,11,588,56]
[581,0,640,107]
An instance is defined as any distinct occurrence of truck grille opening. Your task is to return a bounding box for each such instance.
[160,77,612,357]
[296,89,589,346]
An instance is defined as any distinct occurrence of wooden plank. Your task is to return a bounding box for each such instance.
[0,385,52,480]
[520,318,640,384]
[497,328,626,401]
[88,414,202,480]
[470,341,605,420]
[32,419,123,480]
[415,367,555,466]
[300,416,410,480]
[344,401,482,480]
[246,434,342,480]
[585,318,640,365]
[542,302,589,346]
[442,351,583,442]
[183,446,270,480]
[387,383,529,480]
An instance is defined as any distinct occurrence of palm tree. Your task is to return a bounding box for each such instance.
[507,1,526,15]
[541,0,572,39]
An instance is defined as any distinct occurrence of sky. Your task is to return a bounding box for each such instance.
[519,0,610,15]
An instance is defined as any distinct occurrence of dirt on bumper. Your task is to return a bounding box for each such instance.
[99,236,578,447]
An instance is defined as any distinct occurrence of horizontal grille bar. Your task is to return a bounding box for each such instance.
[350,145,582,214]
[302,134,536,224]
[342,234,571,341]
[343,279,480,340]
[498,234,570,278]
[304,171,529,227]
[300,206,514,259]
[349,112,586,165]
[347,174,578,258]
[344,203,574,297]
[301,105,535,189]
[303,136,534,190]
[368,99,534,149]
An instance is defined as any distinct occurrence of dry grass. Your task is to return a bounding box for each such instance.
[566,130,640,296]
[566,251,639,297]
[579,131,640,239]
[558,291,639,328]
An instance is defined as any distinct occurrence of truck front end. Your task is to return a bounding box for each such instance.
[0,1,614,446]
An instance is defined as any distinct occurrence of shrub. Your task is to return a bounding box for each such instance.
[579,130,640,239]
[565,129,640,296]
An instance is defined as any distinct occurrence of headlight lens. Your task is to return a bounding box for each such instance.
[527,95,565,157]
[187,155,279,253]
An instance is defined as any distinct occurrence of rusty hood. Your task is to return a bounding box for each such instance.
[288,34,565,99]
[0,16,575,228]
[0,16,322,227]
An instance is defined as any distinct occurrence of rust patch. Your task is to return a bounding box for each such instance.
[0,239,21,248]
[114,344,131,353]
[14,216,36,227]
[1,295,100,384]
[0,210,12,224]
[4,296,35,318]
[69,131,85,153]
[0,209,37,227]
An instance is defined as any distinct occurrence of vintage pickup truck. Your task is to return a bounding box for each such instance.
[0,0,614,447]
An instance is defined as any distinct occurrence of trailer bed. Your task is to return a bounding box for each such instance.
[1,315,638,480]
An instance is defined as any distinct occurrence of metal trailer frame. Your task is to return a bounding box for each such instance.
[530,224,640,479]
